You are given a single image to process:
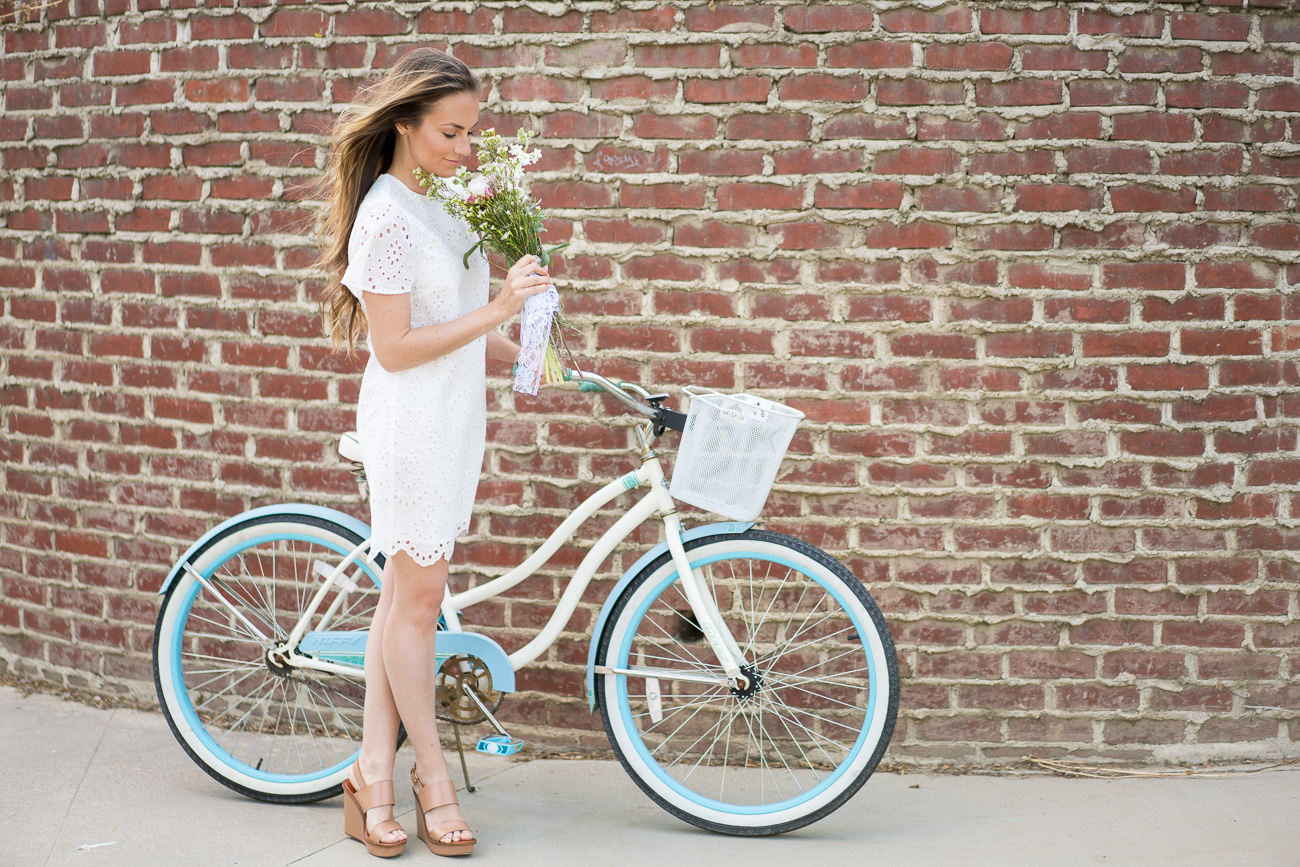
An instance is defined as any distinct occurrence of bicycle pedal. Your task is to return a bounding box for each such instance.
[476,735,524,756]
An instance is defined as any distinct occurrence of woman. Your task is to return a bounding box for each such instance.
[314,48,552,858]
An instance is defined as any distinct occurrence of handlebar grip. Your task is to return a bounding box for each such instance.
[579,376,630,393]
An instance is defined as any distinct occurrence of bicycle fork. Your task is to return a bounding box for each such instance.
[647,465,751,691]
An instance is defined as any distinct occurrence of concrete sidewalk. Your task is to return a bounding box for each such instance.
[4,684,1296,866]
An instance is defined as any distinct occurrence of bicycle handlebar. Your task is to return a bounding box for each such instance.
[565,368,687,433]
[508,363,686,432]
[567,369,654,416]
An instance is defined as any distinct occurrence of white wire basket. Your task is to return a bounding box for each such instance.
[669,386,805,522]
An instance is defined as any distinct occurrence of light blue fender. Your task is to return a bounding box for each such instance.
[158,503,375,596]
[586,520,755,711]
[300,629,515,693]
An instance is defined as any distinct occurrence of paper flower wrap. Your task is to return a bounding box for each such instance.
[514,285,560,395]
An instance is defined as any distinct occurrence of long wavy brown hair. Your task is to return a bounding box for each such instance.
[310,48,480,350]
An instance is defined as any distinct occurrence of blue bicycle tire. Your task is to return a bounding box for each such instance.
[152,509,391,803]
[594,529,899,835]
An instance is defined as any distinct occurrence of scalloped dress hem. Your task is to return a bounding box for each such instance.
[376,535,460,568]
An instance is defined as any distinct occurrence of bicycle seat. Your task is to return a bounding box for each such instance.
[339,431,364,464]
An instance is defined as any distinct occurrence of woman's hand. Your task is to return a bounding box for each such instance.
[492,254,553,321]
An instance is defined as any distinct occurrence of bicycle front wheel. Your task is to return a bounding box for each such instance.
[594,529,899,835]
[153,510,385,803]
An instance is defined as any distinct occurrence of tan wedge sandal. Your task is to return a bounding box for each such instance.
[411,766,476,857]
[342,763,407,858]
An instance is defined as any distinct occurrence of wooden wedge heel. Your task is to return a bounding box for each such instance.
[342,764,407,858]
[411,766,476,857]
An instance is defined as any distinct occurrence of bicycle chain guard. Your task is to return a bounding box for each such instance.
[435,653,504,726]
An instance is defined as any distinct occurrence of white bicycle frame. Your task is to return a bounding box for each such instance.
[270,374,753,692]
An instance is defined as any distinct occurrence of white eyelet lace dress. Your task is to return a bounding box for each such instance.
[341,172,490,566]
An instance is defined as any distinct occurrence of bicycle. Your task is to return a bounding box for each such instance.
[151,369,900,836]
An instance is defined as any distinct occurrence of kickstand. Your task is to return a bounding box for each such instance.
[452,724,475,793]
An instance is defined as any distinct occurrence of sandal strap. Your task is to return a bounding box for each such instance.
[412,773,460,814]
[354,778,396,812]
[368,817,404,840]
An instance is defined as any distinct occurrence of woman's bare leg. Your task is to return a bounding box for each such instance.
[354,561,407,844]
[382,549,473,844]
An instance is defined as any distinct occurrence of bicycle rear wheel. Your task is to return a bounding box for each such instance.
[153,510,386,802]
[594,529,898,835]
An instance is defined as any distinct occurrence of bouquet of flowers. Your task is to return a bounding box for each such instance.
[415,129,573,395]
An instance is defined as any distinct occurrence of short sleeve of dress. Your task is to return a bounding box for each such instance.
[341,206,416,300]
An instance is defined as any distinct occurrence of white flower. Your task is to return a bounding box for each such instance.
[444,176,471,201]
[467,175,492,197]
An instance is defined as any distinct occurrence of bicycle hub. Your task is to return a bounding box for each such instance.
[730,663,764,701]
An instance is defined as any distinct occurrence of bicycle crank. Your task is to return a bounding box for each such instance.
[435,653,505,726]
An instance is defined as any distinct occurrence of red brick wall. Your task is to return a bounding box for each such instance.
[2,1,1298,763]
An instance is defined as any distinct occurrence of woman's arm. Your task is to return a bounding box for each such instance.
[363,292,502,372]
[364,255,550,372]
[486,329,521,364]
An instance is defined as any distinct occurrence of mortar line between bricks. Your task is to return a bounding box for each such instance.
[41,709,115,867]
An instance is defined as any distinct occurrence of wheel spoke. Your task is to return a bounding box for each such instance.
[221,555,284,640]
[646,685,727,760]
[183,664,263,695]
[672,701,732,782]
[757,616,857,669]
[235,550,280,631]
[631,642,703,668]
[768,644,867,684]
[180,650,265,669]
[643,603,712,671]
[293,679,327,773]
[747,563,788,658]
[766,666,875,690]
[762,689,865,739]
[759,690,827,782]
[763,686,855,761]
[738,697,784,803]
[181,612,270,647]
[211,674,279,739]
[765,679,871,715]
[297,671,365,750]
[193,665,269,715]
[627,689,727,722]
[761,583,827,657]
[282,681,301,775]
